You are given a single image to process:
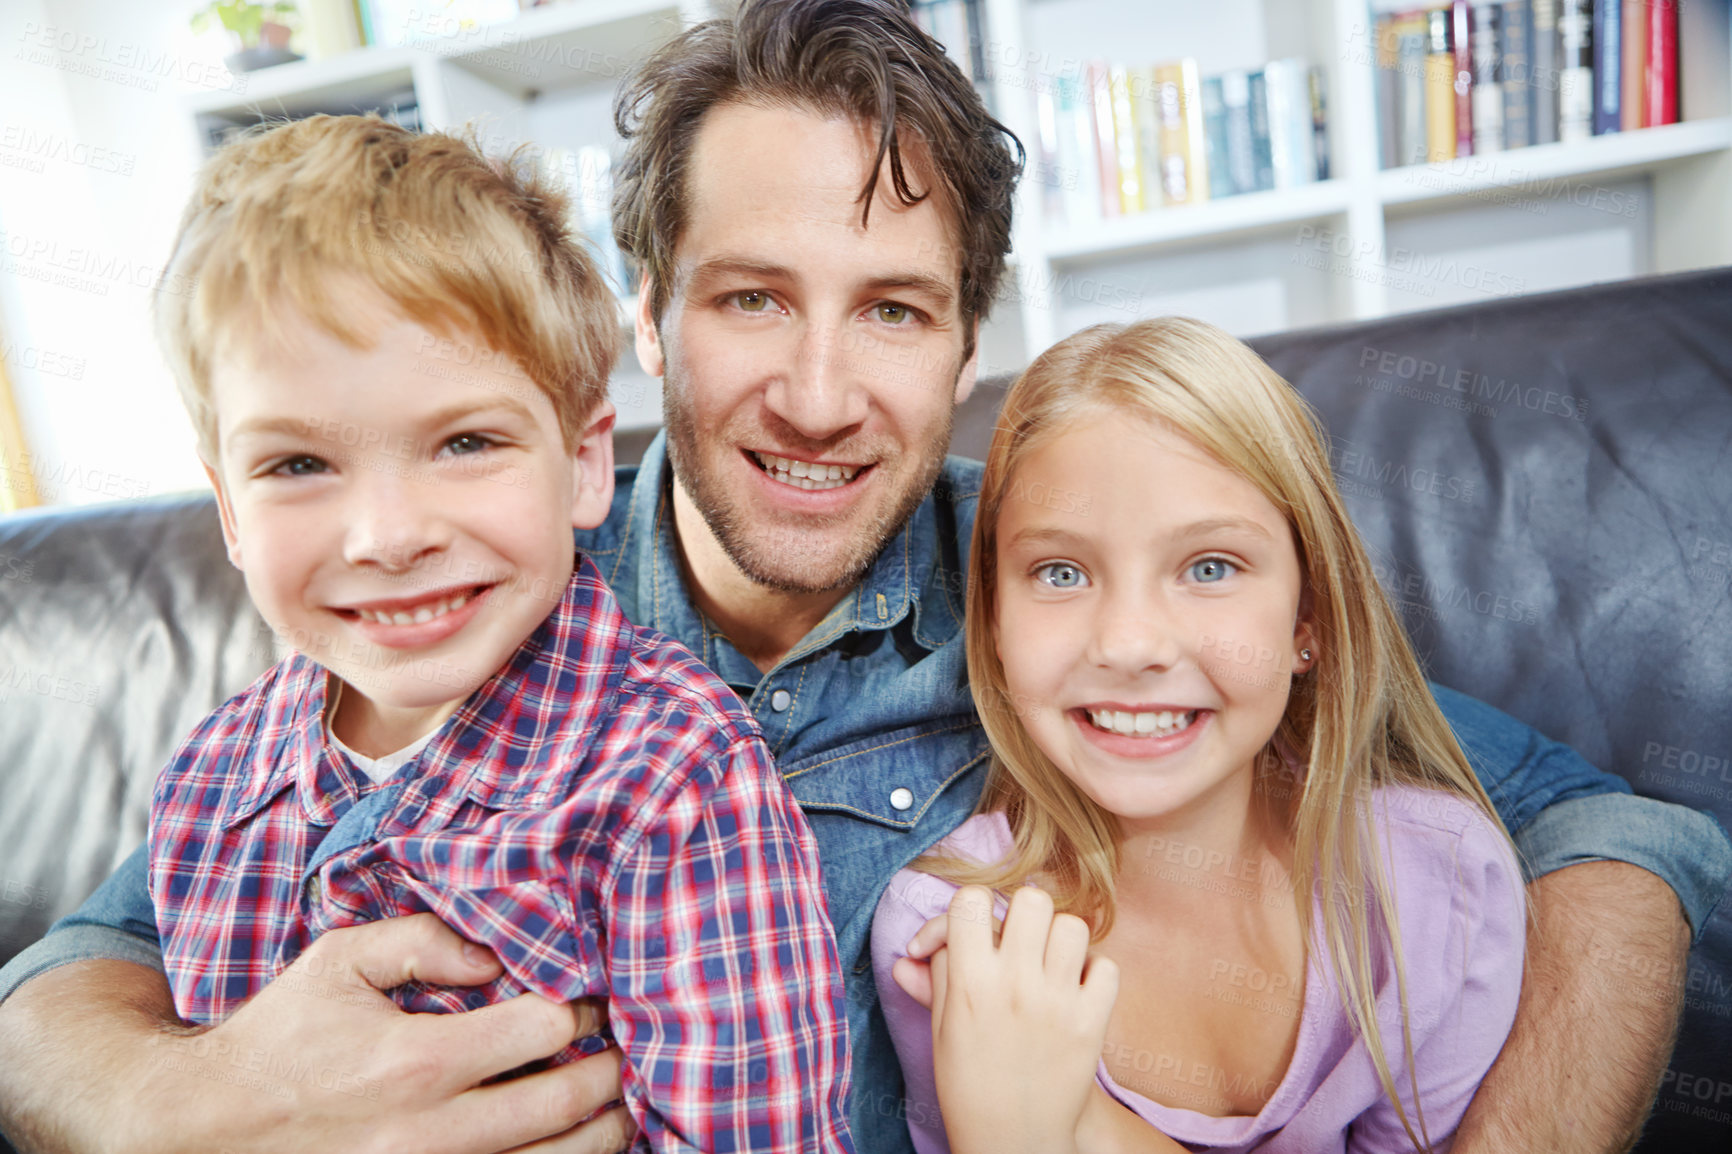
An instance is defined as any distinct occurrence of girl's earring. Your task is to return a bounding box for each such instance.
[1299,648,1313,669]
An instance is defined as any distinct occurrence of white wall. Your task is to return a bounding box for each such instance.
[0,0,214,505]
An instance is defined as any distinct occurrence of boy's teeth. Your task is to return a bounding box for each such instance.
[1086,708,1197,738]
[753,452,860,491]
[356,589,473,626]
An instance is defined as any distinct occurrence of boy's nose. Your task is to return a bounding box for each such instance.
[761,321,870,442]
[341,474,453,571]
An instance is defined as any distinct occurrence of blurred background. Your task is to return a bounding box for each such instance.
[1,0,1727,510]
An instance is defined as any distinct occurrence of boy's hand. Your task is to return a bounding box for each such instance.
[927,885,1118,1154]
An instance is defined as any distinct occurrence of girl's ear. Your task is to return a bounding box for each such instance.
[1293,582,1316,673]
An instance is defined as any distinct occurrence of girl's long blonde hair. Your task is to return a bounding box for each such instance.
[936,316,1520,1153]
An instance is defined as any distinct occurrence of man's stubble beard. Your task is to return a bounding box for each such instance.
[660,357,955,596]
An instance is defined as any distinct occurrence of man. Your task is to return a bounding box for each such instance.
[0,2,1726,1152]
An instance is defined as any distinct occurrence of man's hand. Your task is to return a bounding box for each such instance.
[1453,860,1690,1154]
[0,914,635,1154]
[927,885,1117,1154]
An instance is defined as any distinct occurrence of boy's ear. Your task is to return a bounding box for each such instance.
[633,272,665,379]
[953,318,981,406]
[569,399,617,531]
[201,457,245,571]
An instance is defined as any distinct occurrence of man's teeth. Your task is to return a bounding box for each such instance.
[1086,709,1197,738]
[753,452,860,491]
[355,589,474,626]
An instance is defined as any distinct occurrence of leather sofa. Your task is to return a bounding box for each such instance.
[3,267,1729,1151]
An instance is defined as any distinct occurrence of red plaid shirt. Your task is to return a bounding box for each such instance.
[149,555,853,1152]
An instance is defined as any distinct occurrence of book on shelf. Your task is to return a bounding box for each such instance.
[1501,0,1533,149]
[1110,65,1147,214]
[1425,8,1457,162]
[1646,0,1678,126]
[1372,0,1681,168]
[1153,61,1208,205]
[1309,68,1331,181]
[1453,0,1475,156]
[1592,0,1622,134]
[1471,1,1505,153]
[1533,0,1560,143]
[1220,70,1261,195]
[1558,0,1595,142]
[1037,54,1328,228]
[1622,0,1646,130]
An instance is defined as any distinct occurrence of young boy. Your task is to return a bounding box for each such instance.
[146,114,852,1152]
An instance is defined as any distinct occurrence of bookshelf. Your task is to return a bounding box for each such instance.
[184,0,1732,406]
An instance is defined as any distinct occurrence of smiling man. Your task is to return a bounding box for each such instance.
[0,2,1727,1153]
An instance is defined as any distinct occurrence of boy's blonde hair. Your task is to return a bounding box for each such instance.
[155,114,619,461]
[940,316,1521,1153]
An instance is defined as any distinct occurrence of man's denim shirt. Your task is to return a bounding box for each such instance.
[6,434,1731,1154]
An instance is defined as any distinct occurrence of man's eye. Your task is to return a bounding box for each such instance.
[735,291,771,312]
[1035,562,1087,589]
[1189,558,1237,583]
[270,455,327,477]
[876,303,911,324]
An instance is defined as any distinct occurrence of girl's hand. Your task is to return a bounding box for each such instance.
[891,906,1002,1011]
[927,884,1119,1154]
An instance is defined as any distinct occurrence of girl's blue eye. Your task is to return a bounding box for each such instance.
[1190,558,1236,583]
[1036,562,1087,588]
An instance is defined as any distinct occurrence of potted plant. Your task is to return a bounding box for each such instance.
[191,1,303,72]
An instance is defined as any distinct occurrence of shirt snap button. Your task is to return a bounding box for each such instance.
[305,876,321,903]
[770,689,792,712]
[889,787,914,812]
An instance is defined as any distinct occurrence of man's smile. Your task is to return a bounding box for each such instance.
[747,449,873,492]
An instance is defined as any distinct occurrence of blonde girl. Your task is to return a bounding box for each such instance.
[871,317,1526,1154]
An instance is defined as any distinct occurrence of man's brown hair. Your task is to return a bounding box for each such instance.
[611,0,1023,359]
[157,114,619,461]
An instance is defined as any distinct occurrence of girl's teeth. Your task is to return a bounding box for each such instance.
[753,452,860,491]
[1087,708,1197,738]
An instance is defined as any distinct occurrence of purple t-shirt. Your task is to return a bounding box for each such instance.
[871,784,1526,1153]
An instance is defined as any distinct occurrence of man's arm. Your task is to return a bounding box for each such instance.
[0,913,630,1154]
[1453,860,1687,1154]
[1432,683,1732,1154]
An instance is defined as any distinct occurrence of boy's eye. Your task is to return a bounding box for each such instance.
[270,455,327,477]
[876,303,911,325]
[444,433,493,455]
[1035,562,1087,589]
[734,290,771,312]
[1189,558,1237,583]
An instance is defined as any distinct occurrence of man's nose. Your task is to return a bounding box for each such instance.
[341,469,452,571]
[761,320,870,441]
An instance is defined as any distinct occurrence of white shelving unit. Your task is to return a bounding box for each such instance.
[185,0,1732,407]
